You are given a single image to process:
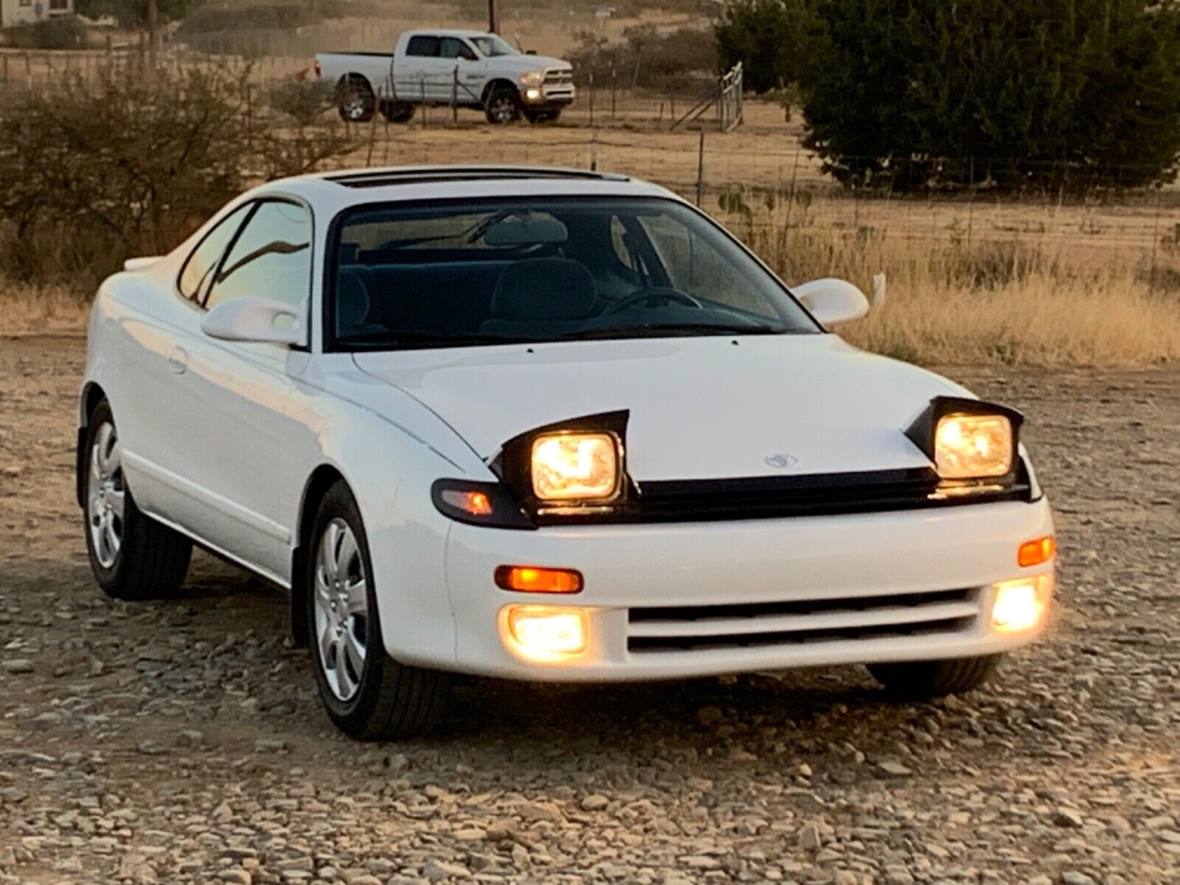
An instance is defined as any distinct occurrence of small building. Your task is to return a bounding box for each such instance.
[1,0,73,29]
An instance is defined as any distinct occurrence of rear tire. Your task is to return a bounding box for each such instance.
[83,400,191,601]
[306,481,449,740]
[484,85,521,124]
[337,76,375,123]
[380,100,415,123]
[869,654,1002,699]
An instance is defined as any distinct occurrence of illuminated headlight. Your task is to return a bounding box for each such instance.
[531,432,620,502]
[525,88,542,101]
[934,413,1014,479]
[519,71,545,87]
[991,574,1054,632]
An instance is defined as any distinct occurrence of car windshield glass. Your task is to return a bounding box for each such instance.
[330,197,818,350]
[470,35,519,57]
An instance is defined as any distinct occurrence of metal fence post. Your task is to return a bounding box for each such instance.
[695,129,706,206]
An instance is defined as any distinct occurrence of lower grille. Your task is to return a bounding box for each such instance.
[627,587,980,653]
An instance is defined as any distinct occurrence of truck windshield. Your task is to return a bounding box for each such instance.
[329,197,818,350]
[470,35,519,57]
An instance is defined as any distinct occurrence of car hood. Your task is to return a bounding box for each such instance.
[352,335,971,481]
[496,55,570,72]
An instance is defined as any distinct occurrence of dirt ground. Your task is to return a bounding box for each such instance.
[1,335,1178,885]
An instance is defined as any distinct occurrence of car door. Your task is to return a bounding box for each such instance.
[439,37,481,104]
[397,34,448,102]
[166,199,315,583]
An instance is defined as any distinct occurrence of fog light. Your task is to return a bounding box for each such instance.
[503,605,588,659]
[526,88,542,101]
[991,575,1053,632]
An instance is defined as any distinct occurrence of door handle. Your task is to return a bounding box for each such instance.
[167,346,189,374]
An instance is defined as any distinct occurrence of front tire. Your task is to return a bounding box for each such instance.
[83,400,191,601]
[868,654,1002,699]
[484,84,521,124]
[307,481,449,740]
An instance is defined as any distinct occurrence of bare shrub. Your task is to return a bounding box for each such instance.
[0,62,358,287]
[268,77,336,126]
[0,17,88,50]
[567,26,718,92]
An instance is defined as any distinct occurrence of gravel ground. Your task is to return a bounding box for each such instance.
[1,335,1178,885]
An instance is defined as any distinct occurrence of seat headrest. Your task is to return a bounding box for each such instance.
[337,266,373,331]
[489,258,597,322]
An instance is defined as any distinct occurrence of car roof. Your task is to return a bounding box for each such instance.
[251,166,681,215]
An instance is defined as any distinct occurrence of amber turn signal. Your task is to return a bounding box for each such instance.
[495,565,584,594]
[1017,535,1055,567]
[439,488,493,516]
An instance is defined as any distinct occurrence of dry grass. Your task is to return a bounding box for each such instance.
[0,282,88,336]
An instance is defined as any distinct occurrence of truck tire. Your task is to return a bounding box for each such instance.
[337,75,375,123]
[868,654,1002,699]
[484,84,521,124]
[379,100,415,123]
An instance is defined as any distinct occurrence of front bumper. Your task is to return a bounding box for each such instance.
[522,84,575,106]
[439,497,1055,681]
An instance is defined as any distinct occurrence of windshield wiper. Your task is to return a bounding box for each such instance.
[559,323,787,340]
[338,330,533,349]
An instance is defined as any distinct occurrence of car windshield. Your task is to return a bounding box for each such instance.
[470,35,518,57]
[330,197,818,350]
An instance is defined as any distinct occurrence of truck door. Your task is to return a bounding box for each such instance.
[397,35,449,103]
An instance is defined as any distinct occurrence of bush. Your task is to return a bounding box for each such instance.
[0,63,359,287]
[567,25,717,92]
[713,0,815,93]
[268,77,335,126]
[1,17,88,50]
[801,0,1180,191]
[76,0,190,29]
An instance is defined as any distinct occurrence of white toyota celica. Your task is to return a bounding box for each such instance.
[78,166,1056,739]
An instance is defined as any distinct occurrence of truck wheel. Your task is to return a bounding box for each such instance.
[307,480,450,740]
[485,85,521,124]
[337,76,375,123]
[868,654,1002,699]
[379,101,415,123]
[83,400,192,601]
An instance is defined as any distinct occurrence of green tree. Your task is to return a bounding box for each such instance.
[714,0,816,93]
[800,0,1180,190]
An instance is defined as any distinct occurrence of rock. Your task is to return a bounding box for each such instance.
[696,706,724,726]
[580,794,610,811]
[1060,873,1096,885]
[422,860,470,880]
[2,659,33,675]
[798,823,822,851]
[877,760,913,777]
[1054,807,1085,828]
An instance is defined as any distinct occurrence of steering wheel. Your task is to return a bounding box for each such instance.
[605,287,704,314]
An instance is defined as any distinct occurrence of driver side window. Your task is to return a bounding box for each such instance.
[205,201,312,312]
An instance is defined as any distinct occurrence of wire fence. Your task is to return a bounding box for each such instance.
[5,47,1180,277]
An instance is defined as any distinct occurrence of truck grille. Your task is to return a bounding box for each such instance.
[544,69,574,86]
[626,587,981,654]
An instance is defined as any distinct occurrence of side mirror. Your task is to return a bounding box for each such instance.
[201,297,306,347]
[792,278,870,328]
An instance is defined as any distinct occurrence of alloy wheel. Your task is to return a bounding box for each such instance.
[313,518,369,701]
[87,422,125,569]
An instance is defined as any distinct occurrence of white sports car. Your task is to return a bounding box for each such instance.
[79,166,1056,739]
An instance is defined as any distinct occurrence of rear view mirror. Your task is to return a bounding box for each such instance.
[792,278,870,328]
[202,297,306,347]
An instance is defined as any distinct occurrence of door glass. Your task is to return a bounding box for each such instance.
[405,35,440,57]
[440,37,474,60]
[205,201,312,312]
[178,203,252,302]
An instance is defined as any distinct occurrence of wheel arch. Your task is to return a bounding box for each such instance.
[338,72,373,90]
[481,78,519,105]
[290,463,351,646]
[76,382,108,508]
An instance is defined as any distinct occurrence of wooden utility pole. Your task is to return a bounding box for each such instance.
[488,0,499,33]
[147,0,159,64]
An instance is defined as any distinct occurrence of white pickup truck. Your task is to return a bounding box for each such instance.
[315,29,576,125]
